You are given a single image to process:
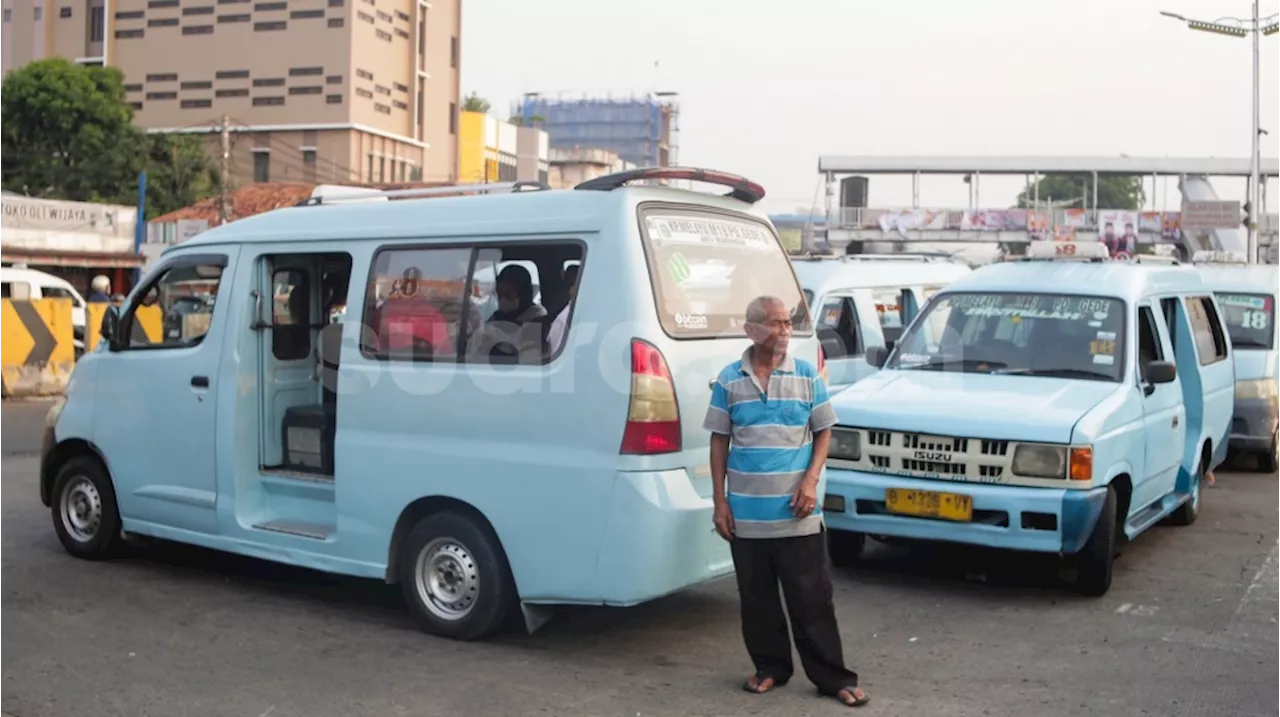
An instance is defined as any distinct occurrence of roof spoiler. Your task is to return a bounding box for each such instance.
[574,166,766,204]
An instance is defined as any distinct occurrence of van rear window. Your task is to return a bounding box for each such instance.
[638,206,812,338]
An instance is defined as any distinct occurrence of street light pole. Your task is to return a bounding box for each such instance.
[1160,5,1278,263]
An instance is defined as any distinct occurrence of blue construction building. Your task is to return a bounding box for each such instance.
[512,93,680,169]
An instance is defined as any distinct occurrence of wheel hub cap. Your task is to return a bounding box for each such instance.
[415,538,479,621]
[60,477,102,543]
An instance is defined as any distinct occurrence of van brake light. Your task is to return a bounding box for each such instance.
[620,338,682,455]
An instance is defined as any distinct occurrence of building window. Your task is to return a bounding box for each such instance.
[449,102,457,134]
[253,1,285,9]
[181,80,213,89]
[3,8,11,21]
[115,28,144,37]
[114,10,145,19]
[183,5,214,14]
[374,103,391,115]
[182,24,214,34]
[253,20,285,30]
[89,6,105,40]
[216,88,249,97]
[129,101,143,110]
[145,91,178,100]
[302,149,316,166]
[355,88,372,99]
[60,6,72,18]
[215,69,250,79]
[325,75,342,84]
[253,77,284,87]
[146,72,178,82]
[393,82,408,93]
[417,18,424,55]
[355,69,373,80]
[289,66,323,76]
[326,17,342,27]
[288,86,322,95]
[216,0,250,4]
[217,13,249,21]
[148,17,178,26]
[375,10,391,21]
[124,83,143,92]
[392,100,407,111]
[325,94,342,104]
[290,9,323,18]
[374,84,390,96]
[147,0,178,7]
[253,152,270,182]
[34,6,42,20]
[451,36,458,68]
[181,99,213,109]
[356,10,373,23]
[327,0,343,5]
[252,96,285,106]
[394,9,409,21]
[375,28,390,41]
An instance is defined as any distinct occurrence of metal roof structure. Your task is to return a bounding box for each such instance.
[817,155,1280,177]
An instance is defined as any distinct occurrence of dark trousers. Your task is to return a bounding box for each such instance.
[730,528,859,694]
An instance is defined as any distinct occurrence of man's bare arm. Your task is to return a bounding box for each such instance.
[710,433,731,502]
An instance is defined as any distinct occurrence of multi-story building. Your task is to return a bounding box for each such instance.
[1,0,461,187]
[512,93,679,170]
[457,110,548,185]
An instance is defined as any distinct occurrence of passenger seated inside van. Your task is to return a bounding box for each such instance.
[469,264,547,361]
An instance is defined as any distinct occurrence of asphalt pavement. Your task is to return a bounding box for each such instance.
[3,399,1277,717]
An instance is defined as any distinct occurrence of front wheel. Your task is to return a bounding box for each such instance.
[50,456,123,559]
[1073,485,1116,597]
[1167,459,1204,527]
[398,511,516,641]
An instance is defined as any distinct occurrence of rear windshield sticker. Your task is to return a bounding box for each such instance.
[899,352,932,365]
[645,216,776,251]
[1093,354,1116,366]
[674,312,708,329]
[667,252,691,284]
[1090,339,1117,355]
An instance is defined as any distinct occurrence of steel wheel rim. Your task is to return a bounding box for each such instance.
[60,476,102,543]
[414,537,479,621]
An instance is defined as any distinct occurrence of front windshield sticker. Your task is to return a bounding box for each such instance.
[645,216,776,251]
[899,352,932,365]
[1239,310,1271,331]
[1089,339,1116,355]
[1096,330,1117,341]
[1093,354,1115,365]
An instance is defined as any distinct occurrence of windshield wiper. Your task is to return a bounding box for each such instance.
[900,358,1007,372]
[993,367,1113,380]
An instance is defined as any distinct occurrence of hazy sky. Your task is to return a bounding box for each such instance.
[461,0,1279,215]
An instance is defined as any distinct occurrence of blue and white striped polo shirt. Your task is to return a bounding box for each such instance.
[702,348,839,539]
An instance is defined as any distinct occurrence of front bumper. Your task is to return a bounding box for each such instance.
[1229,396,1279,453]
[823,469,1108,555]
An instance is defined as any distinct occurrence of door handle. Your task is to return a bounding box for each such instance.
[1172,415,1179,428]
[191,376,209,388]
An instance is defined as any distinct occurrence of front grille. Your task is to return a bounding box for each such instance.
[904,433,968,453]
[857,429,1011,482]
[903,458,967,474]
[980,439,1009,456]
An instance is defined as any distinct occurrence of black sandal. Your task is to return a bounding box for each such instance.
[742,672,785,694]
[834,686,871,707]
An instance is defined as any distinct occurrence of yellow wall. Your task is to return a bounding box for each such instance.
[458,111,488,183]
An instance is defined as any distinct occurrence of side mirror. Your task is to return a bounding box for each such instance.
[1145,360,1177,385]
[865,345,889,368]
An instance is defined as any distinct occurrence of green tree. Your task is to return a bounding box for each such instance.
[1016,173,1145,210]
[508,113,545,127]
[462,92,490,113]
[1,57,219,219]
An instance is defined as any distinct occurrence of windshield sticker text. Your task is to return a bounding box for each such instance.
[674,312,708,329]
[1239,310,1270,330]
[646,216,775,251]
[1218,294,1269,310]
[960,306,1084,321]
[898,352,932,365]
[1089,339,1116,355]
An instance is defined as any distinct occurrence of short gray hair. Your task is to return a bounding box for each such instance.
[746,295,786,324]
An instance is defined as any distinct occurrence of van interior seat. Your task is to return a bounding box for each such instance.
[318,322,343,408]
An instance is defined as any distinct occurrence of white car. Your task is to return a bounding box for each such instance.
[1,266,90,356]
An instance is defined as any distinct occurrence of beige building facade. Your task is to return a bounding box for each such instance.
[1,0,460,186]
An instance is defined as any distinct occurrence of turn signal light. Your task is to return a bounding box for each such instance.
[1068,447,1093,481]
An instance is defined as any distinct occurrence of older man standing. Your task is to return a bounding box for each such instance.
[703,295,870,709]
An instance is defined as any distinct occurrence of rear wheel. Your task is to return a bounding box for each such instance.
[398,511,515,641]
[1260,431,1278,473]
[50,456,123,559]
[1073,485,1116,597]
[826,529,866,568]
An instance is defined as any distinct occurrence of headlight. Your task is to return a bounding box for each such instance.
[1235,379,1278,400]
[1012,444,1067,479]
[829,428,861,461]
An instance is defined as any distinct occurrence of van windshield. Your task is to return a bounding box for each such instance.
[888,292,1126,382]
[638,207,812,338]
[1214,292,1274,350]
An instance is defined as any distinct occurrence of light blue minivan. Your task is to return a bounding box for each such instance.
[818,241,1235,596]
[1192,253,1278,471]
[40,168,820,640]
[791,253,972,392]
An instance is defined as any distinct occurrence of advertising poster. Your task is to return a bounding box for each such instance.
[1097,210,1139,258]
[1026,211,1049,240]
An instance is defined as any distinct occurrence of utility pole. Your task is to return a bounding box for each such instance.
[219,114,231,225]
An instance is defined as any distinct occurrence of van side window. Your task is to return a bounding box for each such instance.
[2,281,32,300]
[465,242,584,365]
[1186,295,1228,365]
[816,296,860,358]
[1137,306,1165,383]
[271,268,311,361]
[1160,297,1179,350]
[121,263,223,349]
[360,247,469,362]
[872,288,910,343]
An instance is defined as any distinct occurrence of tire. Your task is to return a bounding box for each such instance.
[50,456,123,559]
[1168,457,1204,527]
[1260,431,1278,473]
[398,511,516,641]
[1073,485,1117,597]
[826,529,866,568]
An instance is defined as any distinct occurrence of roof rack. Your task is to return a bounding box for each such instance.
[574,166,766,204]
[295,180,549,206]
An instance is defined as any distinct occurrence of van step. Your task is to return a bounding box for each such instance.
[252,520,335,540]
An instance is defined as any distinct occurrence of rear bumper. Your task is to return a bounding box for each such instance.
[822,469,1107,555]
[1230,397,1278,452]
[586,469,734,606]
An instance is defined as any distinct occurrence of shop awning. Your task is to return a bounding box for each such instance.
[1,247,146,269]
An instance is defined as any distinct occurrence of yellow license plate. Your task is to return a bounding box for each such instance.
[885,488,973,522]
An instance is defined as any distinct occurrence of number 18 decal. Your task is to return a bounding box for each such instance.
[1241,310,1270,330]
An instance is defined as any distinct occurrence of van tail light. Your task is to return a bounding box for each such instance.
[818,345,828,383]
[620,338,682,455]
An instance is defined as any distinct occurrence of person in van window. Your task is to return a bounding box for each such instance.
[703,295,870,709]
[546,264,580,354]
[88,275,111,303]
[470,264,546,359]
